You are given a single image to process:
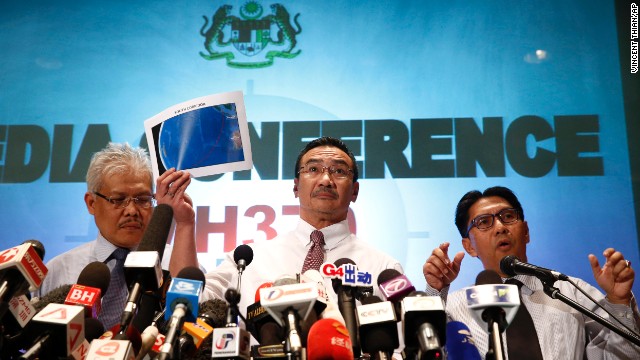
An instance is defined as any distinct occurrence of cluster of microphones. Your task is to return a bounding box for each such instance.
[1,203,587,359]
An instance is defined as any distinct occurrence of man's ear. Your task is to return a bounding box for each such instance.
[523,220,530,244]
[293,178,299,198]
[462,238,478,257]
[84,192,96,215]
[351,181,359,203]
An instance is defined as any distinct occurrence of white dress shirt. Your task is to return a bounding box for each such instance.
[202,219,403,318]
[426,274,640,359]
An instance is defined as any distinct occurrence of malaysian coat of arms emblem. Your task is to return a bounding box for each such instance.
[200,1,302,68]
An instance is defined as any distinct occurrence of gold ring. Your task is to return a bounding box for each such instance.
[167,192,175,197]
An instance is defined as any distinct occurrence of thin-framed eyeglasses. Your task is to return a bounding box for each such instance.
[466,208,521,237]
[94,192,156,209]
[298,163,353,180]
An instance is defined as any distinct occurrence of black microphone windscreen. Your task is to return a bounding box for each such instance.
[85,317,105,341]
[334,258,355,267]
[233,244,254,266]
[499,255,518,276]
[32,284,72,312]
[77,261,111,295]
[376,268,402,286]
[136,204,174,259]
[360,295,383,305]
[198,299,228,328]
[475,270,503,285]
[24,239,45,260]
[177,266,205,285]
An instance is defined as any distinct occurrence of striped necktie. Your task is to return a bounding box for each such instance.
[301,230,325,273]
[98,247,130,330]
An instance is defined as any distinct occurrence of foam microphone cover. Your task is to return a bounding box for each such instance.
[233,244,254,269]
[77,261,111,294]
[32,284,73,312]
[376,268,401,286]
[136,203,174,259]
[476,270,503,285]
[198,299,229,328]
[307,318,354,360]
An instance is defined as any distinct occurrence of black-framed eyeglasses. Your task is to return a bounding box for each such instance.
[466,208,521,237]
[298,163,354,180]
[94,192,156,209]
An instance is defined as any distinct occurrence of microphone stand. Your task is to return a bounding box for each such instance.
[540,279,640,347]
[484,312,505,360]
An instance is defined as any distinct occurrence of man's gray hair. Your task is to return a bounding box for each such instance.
[86,142,153,193]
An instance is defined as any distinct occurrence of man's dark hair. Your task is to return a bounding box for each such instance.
[294,136,359,182]
[454,186,525,237]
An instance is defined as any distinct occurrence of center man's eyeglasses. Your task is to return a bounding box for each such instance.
[298,164,353,180]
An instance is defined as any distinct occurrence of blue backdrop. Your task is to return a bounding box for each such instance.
[1,0,638,296]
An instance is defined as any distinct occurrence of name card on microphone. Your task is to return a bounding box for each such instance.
[8,294,36,327]
[464,284,520,326]
[165,277,202,322]
[86,339,135,360]
[182,318,213,349]
[65,284,102,318]
[0,243,48,290]
[320,262,372,286]
[123,251,162,288]
[401,295,445,313]
[211,327,251,359]
[379,274,415,301]
[356,301,397,326]
[259,282,318,326]
[33,303,85,355]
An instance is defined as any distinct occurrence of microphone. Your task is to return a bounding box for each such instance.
[0,240,48,317]
[466,270,520,332]
[329,258,360,357]
[211,289,251,359]
[301,269,329,316]
[246,283,282,345]
[355,295,398,360]
[307,318,354,360]
[260,281,318,357]
[20,303,85,359]
[254,282,273,302]
[86,338,136,360]
[401,291,446,360]
[233,244,254,274]
[465,270,519,360]
[181,299,228,360]
[65,261,111,318]
[377,269,416,304]
[500,255,569,282]
[119,204,173,334]
[32,284,73,312]
[158,266,205,360]
[444,321,482,360]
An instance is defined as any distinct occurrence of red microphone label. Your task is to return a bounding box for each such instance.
[65,285,102,318]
